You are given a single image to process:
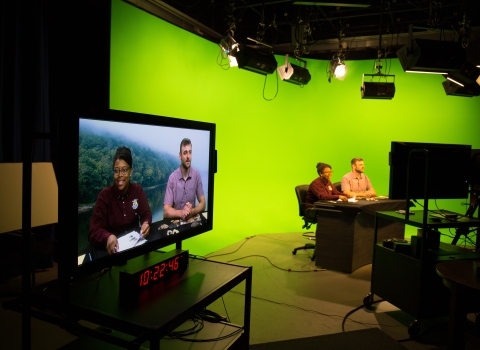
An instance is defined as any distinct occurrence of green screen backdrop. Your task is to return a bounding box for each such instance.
[110,0,480,256]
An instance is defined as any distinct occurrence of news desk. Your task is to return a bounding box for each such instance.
[312,199,408,273]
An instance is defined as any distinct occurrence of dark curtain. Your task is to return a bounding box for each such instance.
[0,0,51,164]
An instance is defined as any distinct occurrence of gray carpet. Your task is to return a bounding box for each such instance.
[249,328,406,350]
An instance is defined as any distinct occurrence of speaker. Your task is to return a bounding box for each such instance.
[361,82,395,99]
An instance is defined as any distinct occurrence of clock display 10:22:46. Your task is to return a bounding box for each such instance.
[139,256,180,287]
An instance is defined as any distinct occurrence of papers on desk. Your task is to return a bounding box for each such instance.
[78,254,86,266]
[348,196,358,203]
[117,231,147,252]
[337,196,358,202]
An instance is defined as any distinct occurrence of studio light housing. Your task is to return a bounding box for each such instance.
[397,39,467,74]
[233,45,277,75]
[219,33,239,67]
[442,79,480,97]
[446,61,480,87]
[361,74,395,99]
[277,54,311,86]
[327,55,347,82]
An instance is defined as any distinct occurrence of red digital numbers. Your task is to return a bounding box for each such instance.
[159,263,165,277]
[137,253,185,288]
[139,269,151,287]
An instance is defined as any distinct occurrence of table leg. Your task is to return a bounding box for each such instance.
[448,283,466,350]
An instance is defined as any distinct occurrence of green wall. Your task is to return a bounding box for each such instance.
[110,0,480,255]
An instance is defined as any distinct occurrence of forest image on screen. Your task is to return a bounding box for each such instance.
[77,118,210,265]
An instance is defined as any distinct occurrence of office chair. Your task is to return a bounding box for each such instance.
[333,181,342,192]
[292,184,317,261]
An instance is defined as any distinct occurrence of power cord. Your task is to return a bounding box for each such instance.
[192,236,324,272]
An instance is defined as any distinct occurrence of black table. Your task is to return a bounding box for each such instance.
[436,259,480,350]
[368,210,480,336]
[7,256,252,350]
[312,199,408,273]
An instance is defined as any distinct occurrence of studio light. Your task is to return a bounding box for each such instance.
[442,79,480,97]
[327,55,347,82]
[397,39,467,74]
[360,74,395,99]
[446,61,480,87]
[277,54,311,86]
[219,33,239,67]
[233,44,277,75]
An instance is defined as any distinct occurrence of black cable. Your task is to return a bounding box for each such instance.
[221,296,231,323]
[196,236,322,272]
[226,254,324,272]
[229,290,408,329]
[263,69,279,101]
[341,299,384,332]
[206,237,252,259]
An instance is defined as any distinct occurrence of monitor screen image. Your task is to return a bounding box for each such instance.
[58,109,216,278]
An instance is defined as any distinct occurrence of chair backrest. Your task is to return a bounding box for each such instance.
[333,181,342,192]
[295,184,309,217]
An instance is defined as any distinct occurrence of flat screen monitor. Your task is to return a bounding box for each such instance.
[388,141,471,200]
[58,109,216,279]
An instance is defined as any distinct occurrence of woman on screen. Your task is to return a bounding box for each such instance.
[88,146,152,255]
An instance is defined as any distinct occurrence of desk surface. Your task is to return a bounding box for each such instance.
[86,213,208,261]
[436,259,480,291]
[376,210,480,229]
[313,198,408,215]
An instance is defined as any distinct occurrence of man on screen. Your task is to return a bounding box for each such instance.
[341,157,376,198]
[163,138,205,220]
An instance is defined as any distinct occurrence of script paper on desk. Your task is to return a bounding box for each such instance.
[117,231,147,252]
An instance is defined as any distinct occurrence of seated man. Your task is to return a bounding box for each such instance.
[163,138,205,220]
[341,157,376,198]
[305,162,348,210]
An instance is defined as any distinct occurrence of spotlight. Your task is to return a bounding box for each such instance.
[360,74,395,99]
[219,33,239,67]
[327,55,347,82]
[277,55,311,86]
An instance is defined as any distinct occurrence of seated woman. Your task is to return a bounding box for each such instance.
[89,146,152,255]
[305,162,348,210]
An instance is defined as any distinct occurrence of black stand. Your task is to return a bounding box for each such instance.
[451,185,479,252]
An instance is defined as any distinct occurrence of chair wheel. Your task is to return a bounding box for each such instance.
[292,250,297,255]
[408,320,420,337]
[363,293,374,309]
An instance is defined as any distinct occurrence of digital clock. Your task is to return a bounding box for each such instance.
[119,249,189,294]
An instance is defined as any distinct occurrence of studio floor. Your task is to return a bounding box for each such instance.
[1,232,480,349]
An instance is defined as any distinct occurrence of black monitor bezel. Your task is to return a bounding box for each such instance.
[388,141,471,200]
[58,109,216,280]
